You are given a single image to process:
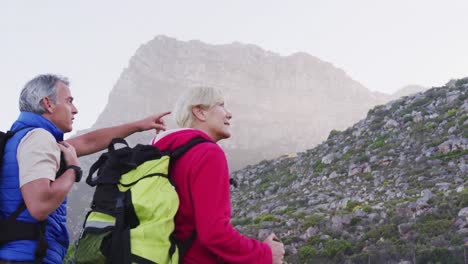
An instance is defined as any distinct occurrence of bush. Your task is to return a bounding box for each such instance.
[254,214,279,224]
[432,149,468,162]
[298,245,318,262]
[321,238,353,258]
[231,217,252,226]
[365,224,398,242]
[446,109,457,118]
[454,77,468,86]
[328,129,341,140]
[362,172,373,181]
[313,160,327,174]
[345,200,361,212]
[304,214,325,228]
[362,205,372,213]
[459,114,468,125]
[416,247,459,264]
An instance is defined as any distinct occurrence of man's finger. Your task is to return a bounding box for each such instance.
[155,111,171,119]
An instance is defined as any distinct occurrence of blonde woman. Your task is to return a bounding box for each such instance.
[152,87,284,264]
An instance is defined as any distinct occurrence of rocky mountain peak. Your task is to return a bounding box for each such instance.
[88,36,397,170]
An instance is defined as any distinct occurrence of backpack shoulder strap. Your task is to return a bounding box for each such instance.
[170,137,212,161]
[0,127,34,167]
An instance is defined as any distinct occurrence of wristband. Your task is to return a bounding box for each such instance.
[66,165,83,182]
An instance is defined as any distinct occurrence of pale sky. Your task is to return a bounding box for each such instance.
[1,0,467,133]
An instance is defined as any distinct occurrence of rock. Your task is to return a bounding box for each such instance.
[412,112,423,123]
[331,215,352,231]
[435,182,450,192]
[329,171,339,179]
[285,245,297,255]
[419,189,433,202]
[460,164,468,174]
[458,207,468,218]
[322,153,335,164]
[353,209,367,218]
[398,223,412,235]
[257,229,271,239]
[456,184,466,192]
[385,119,399,128]
[300,227,319,240]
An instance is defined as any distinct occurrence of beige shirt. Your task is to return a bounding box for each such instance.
[17,128,60,187]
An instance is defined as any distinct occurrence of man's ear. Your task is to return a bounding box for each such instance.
[42,97,55,114]
[192,105,206,121]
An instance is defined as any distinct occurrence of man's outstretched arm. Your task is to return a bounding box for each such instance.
[66,112,170,157]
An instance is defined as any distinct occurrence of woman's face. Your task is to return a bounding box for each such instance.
[203,101,232,142]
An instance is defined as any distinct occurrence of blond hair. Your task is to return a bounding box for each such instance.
[174,86,224,128]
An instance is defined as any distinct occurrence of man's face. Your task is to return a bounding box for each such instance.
[48,82,78,133]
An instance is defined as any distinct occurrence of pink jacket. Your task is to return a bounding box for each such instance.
[152,129,272,264]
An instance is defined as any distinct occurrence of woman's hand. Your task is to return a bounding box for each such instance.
[264,233,285,264]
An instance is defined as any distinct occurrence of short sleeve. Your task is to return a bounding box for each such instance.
[17,128,60,187]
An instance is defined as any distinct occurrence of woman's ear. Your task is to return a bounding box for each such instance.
[42,97,55,113]
[192,105,206,121]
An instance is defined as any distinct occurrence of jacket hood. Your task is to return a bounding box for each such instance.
[151,128,214,151]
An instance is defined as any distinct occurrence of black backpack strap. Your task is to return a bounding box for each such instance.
[111,192,131,264]
[108,138,130,152]
[177,230,197,263]
[0,202,47,263]
[170,137,212,161]
[34,221,48,264]
[0,127,33,167]
[86,154,109,186]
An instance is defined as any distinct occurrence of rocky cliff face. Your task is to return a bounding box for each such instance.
[230,78,468,263]
[87,35,399,170]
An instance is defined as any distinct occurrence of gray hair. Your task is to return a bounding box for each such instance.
[19,74,69,114]
[174,86,224,128]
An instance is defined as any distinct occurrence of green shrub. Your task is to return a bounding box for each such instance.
[372,139,385,148]
[454,77,468,86]
[362,172,373,181]
[456,188,468,207]
[459,114,468,125]
[432,149,468,162]
[446,109,457,118]
[345,200,361,212]
[365,224,398,242]
[350,217,361,226]
[362,205,372,213]
[304,214,325,228]
[313,160,327,174]
[416,247,459,264]
[298,245,318,262]
[254,214,279,224]
[231,217,252,226]
[355,153,369,163]
[416,219,452,237]
[328,129,341,140]
[321,238,353,258]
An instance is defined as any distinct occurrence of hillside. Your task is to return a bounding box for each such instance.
[230,78,468,263]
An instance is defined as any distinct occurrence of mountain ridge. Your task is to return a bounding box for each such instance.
[230,78,467,263]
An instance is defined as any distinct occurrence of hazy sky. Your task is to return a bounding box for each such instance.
[1,0,467,133]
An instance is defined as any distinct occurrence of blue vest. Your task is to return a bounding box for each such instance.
[0,112,68,263]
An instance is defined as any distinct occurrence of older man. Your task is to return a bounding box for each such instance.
[0,74,169,263]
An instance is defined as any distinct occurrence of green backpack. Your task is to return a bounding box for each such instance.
[71,137,209,264]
